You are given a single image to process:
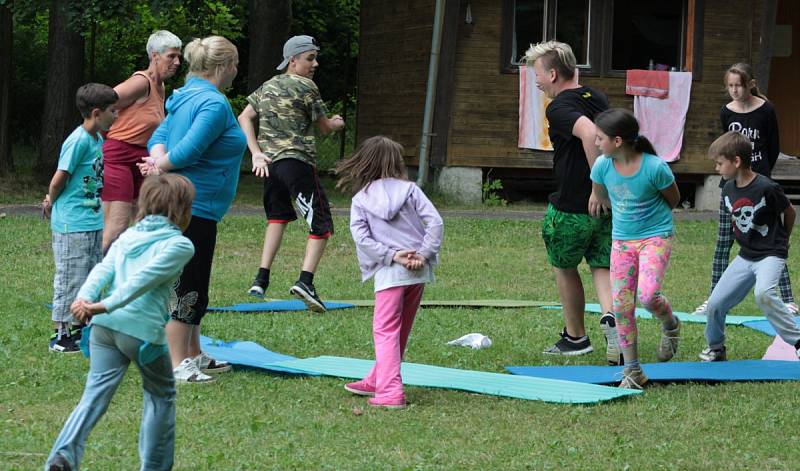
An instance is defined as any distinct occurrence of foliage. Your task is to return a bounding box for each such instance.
[482,177,508,207]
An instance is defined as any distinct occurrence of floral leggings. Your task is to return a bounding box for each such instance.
[611,235,674,348]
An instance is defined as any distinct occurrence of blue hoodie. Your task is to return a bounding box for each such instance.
[148,77,246,222]
[78,215,195,345]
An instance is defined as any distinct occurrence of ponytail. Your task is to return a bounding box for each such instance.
[633,135,657,156]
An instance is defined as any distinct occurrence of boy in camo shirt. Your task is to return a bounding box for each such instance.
[239,35,345,312]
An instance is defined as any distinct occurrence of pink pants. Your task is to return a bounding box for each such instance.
[361,283,425,402]
[611,236,674,348]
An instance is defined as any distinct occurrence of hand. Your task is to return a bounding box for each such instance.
[406,253,428,271]
[42,194,52,219]
[588,191,609,217]
[393,250,426,270]
[137,156,161,176]
[70,298,91,322]
[330,114,345,132]
[251,152,272,178]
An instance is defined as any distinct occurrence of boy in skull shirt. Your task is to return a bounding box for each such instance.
[699,131,800,362]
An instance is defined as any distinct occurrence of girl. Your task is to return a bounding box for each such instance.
[590,108,681,389]
[335,136,444,409]
[45,174,196,471]
[694,63,795,315]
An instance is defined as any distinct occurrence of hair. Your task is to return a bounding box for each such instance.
[334,136,408,194]
[146,30,182,57]
[708,131,752,168]
[594,108,657,156]
[183,36,238,81]
[136,174,196,231]
[724,62,767,101]
[524,41,576,81]
[75,83,118,119]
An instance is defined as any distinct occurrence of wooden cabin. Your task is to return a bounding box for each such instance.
[356,0,800,206]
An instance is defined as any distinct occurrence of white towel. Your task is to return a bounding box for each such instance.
[518,65,553,151]
[633,71,693,162]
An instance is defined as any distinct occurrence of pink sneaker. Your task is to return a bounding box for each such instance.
[344,380,375,396]
[368,397,406,409]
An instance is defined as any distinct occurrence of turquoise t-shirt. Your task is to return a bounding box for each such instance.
[51,126,104,233]
[590,153,675,240]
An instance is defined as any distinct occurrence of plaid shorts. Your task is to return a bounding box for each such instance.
[51,230,102,323]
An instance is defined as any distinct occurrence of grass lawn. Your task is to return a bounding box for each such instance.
[2,213,799,470]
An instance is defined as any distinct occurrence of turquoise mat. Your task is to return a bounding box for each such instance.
[199,336,311,375]
[542,303,766,325]
[207,300,355,312]
[266,356,641,404]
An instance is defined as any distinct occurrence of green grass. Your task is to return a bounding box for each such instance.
[2,213,800,468]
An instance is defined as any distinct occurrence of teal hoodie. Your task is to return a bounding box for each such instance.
[148,77,246,222]
[78,215,195,344]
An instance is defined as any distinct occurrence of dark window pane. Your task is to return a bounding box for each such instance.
[513,0,545,63]
[555,0,591,65]
[611,0,684,70]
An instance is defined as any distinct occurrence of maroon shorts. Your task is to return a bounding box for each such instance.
[101,138,148,202]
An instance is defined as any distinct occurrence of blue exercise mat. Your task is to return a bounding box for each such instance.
[506,360,800,384]
[542,303,766,325]
[207,300,355,312]
[741,317,800,336]
[265,356,641,404]
[199,336,311,375]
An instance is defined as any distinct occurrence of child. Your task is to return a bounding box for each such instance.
[42,83,118,353]
[694,63,796,315]
[590,108,682,389]
[45,174,196,471]
[334,136,443,408]
[699,131,800,361]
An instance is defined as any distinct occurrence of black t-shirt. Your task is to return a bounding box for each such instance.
[722,173,790,261]
[720,102,780,178]
[546,86,609,213]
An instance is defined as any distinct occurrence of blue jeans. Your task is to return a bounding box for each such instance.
[706,255,800,350]
[45,325,175,470]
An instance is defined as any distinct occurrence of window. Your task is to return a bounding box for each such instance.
[610,1,685,71]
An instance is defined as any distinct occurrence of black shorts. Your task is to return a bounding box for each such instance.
[262,158,333,238]
[171,216,216,325]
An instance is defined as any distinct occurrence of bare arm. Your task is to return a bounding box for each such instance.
[43,170,70,217]
[113,74,150,110]
[660,182,681,209]
[572,116,600,168]
[238,104,271,178]
[590,183,611,217]
[316,114,345,136]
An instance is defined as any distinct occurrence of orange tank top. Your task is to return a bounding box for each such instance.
[106,71,165,146]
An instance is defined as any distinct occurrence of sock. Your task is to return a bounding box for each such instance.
[622,343,639,368]
[564,330,587,342]
[256,267,270,283]
[299,270,314,285]
[662,316,679,331]
[625,359,641,371]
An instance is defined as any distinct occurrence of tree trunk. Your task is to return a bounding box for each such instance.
[0,2,12,176]
[37,0,84,182]
[247,0,292,93]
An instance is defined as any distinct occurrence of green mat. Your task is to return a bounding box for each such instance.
[542,303,766,325]
[267,356,641,404]
[332,299,559,308]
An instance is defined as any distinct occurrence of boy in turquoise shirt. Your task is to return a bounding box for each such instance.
[42,83,118,353]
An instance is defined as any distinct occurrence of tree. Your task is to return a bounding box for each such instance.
[247,0,291,93]
[0,1,12,176]
[36,0,84,181]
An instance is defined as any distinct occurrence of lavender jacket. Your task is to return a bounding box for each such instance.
[349,178,444,282]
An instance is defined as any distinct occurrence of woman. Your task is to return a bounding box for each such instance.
[140,35,245,383]
[102,30,182,252]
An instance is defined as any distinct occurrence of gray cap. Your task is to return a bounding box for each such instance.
[277,35,319,70]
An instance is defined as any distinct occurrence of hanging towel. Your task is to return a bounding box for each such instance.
[633,71,692,162]
[518,65,553,151]
[625,70,669,98]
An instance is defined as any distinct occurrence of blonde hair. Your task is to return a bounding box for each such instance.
[524,41,577,80]
[724,62,767,101]
[334,136,408,194]
[136,174,196,231]
[183,36,238,81]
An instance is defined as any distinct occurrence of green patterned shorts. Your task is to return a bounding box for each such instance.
[541,204,612,269]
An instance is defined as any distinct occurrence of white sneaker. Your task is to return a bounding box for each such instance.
[194,352,232,375]
[173,358,215,384]
[692,299,708,316]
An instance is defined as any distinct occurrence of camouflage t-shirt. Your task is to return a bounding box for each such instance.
[246,74,328,166]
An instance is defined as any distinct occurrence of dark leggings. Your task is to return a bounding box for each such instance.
[171,216,217,325]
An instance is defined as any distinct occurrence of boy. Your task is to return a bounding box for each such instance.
[42,83,118,353]
[700,131,800,361]
[238,35,345,312]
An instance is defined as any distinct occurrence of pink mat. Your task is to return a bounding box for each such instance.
[763,337,799,361]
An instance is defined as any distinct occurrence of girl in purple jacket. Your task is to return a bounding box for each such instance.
[335,136,444,409]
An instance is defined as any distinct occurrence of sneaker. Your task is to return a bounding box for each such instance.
[693,299,709,316]
[599,313,623,365]
[290,280,326,313]
[173,358,215,383]
[656,318,681,362]
[368,397,406,409]
[618,367,648,389]
[248,277,267,298]
[48,454,72,471]
[49,335,80,354]
[698,346,727,362]
[194,352,232,375]
[49,325,83,343]
[344,380,375,397]
[786,302,799,316]
[543,329,593,356]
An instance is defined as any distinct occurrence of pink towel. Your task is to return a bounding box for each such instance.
[518,66,553,151]
[633,71,692,162]
[763,336,799,361]
[625,70,669,98]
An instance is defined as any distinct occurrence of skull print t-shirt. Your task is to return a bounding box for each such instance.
[722,173,790,261]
